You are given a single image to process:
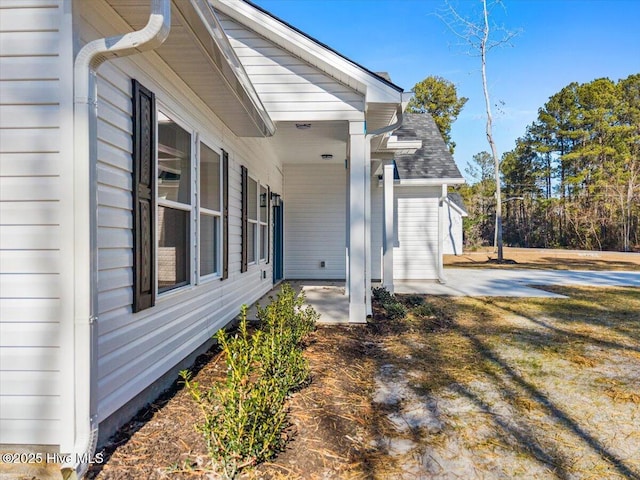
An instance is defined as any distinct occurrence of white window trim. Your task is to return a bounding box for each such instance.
[259,184,268,262]
[197,138,223,282]
[247,175,259,266]
[155,104,196,298]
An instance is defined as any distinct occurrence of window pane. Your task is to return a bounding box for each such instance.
[260,224,267,260]
[247,178,257,221]
[200,144,220,211]
[158,112,191,205]
[200,214,218,276]
[158,206,190,292]
[260,185,268,222]
[248,223,256,264]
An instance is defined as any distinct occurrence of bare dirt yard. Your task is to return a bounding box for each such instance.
[445,247,640,271]
[88,250,640,480]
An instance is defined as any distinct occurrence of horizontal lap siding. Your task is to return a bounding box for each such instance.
[81,2,282,424]
[371,180,383,281]
[0,0,69,446]
[218,14,363,120]
[284,164,346,279]
[394,187,440,280]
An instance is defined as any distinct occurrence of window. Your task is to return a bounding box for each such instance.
[132,81,228,312]
[241,167,268,271]
[259,185,268,261]
[199,143,221,278]
[157,111,192,293]
[247,176,258,264]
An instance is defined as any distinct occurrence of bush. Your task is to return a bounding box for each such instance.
[181,284,317,478]
[384,301,407,320]
[372,286,407,320]
[372,286,395,304]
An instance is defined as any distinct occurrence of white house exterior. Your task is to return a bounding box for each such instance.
[443,193,468,255]
[0,0,460,476]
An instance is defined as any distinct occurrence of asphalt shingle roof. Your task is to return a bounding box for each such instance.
[393,113,464,181]
[447,192,468,214]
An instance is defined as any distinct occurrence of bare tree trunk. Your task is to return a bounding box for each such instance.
[480,0,503,261]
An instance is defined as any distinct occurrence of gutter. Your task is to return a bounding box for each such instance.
[62,2,170,479]
[363,104,404,316]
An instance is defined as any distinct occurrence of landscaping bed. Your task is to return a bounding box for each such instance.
[89,285,640,479]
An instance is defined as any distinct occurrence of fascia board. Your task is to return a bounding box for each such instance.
[376,177,466,187]
[213,0,403,104]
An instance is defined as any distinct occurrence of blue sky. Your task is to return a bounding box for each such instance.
[252,0,640,180]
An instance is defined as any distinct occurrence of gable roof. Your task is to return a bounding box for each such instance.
[393,113,465,184]
[211,0,405,110]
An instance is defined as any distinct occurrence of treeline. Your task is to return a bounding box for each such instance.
[459,74,640,252]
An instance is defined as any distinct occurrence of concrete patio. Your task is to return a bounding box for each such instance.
[248,269,640,324]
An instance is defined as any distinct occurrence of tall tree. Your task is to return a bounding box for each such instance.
[406,75,468,153]
[440,0,518,262]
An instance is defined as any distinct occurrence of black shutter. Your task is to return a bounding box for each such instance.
[221,150,229,280]
[132,79,155,312]
[241,165,248,273]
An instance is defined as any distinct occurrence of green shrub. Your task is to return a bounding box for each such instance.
[383,301,407,320]
[181,284,317,479]
[257,284,318,392]
[372,286,395,304]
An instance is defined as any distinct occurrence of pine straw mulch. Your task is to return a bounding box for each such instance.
[88,286,640,479]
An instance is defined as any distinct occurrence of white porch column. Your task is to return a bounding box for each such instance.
[364,140,372,316]
[382,162,395,292]
[348,121,367,323]
[438,183,447,283]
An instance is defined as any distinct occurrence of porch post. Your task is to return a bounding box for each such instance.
[382,162,395,292]
[348,121,367,323]
[438,183,447,283]
[364,139,372,316]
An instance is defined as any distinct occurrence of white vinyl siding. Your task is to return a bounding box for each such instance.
[284,164,346,279]
[370,178,383,281]
[0,0,72,446]
[394,187,440,280]
[443,202,464,255]
[218,13,364,122]
[77,1,283,425]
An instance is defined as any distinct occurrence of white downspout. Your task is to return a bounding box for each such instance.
[365,104,403,316]
[63,2,170,479]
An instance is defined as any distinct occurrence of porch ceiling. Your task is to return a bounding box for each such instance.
[106,0,274,137]
[271,101,401,165]
[271,121,348,165]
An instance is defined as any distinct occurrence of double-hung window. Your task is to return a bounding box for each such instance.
[259,185,268,261]
[247,176,258,265]
[133,81,227,311]
[199,142,221,278]
[156,111,192,293]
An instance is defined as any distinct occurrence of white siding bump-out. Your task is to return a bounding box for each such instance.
[393,187,440,280]
[0,0,74,447]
